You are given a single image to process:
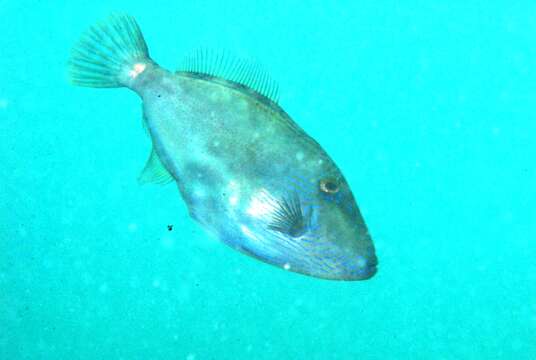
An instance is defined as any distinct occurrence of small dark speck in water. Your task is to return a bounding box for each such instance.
[167,225,173,231]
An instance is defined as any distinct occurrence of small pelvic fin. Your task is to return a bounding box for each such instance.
[68,13,151,88]
[138,149,174,185]
[177,49,280,103]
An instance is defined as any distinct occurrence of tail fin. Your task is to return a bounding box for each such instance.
[68,14,151,88]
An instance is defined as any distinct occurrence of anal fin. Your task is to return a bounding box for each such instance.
[138,149,174,185]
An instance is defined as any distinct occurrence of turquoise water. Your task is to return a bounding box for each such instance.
[1,1,535,359]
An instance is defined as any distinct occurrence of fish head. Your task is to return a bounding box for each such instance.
[306,174,378,280]
[246,168,378,281]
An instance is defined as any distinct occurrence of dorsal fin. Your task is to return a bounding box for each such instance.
[176,49,280,103]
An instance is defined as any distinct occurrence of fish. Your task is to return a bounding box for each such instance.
[68,14,378,280]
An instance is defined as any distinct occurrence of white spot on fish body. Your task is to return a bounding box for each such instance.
[193,186,206,197]
[228,180,238,189]
[227,180,241,206]
[296,151,304,161]
[283,263,291,270]
[317,159,324,165]
[240,224,258,241]
[229,195,239,206]
[356,256,367,268]
[128,62,146,79]
[246,189,277,217]
[238,99,248,110]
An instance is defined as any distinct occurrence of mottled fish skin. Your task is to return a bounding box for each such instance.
[130,65,377,280]
[69,14,377,280]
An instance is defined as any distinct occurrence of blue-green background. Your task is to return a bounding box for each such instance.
[1,1,535,359]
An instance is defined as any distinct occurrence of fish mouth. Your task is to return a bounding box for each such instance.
[368,253,378,268]
[354,252,378,280]
[359,263,378,280]
[318,254,378,281]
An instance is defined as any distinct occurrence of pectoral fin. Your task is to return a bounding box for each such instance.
[267,193,308,238]
[138,149,174,185]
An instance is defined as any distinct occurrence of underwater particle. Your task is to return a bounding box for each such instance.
[511,338,522,352]
[129,276,140,289]
[18,226,27,238]
[167,224,173,231]
[82,272,93,286]
[161,235,175,249]
[128,223,138,232]
[152,278,161,288]
[0,99,8,109]
[98,283,109,294]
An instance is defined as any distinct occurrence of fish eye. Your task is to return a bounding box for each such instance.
[319,178,339,194]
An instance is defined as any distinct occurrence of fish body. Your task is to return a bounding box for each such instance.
[69,14,378,280]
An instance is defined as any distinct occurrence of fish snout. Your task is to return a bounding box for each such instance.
[359,251,378,279]
[348,247,378,280]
